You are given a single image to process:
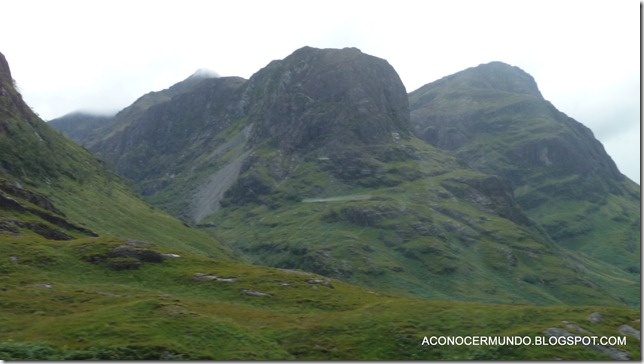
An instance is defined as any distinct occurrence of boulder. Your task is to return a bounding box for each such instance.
[241,289,272,297]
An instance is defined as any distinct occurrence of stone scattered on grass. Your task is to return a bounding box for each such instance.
[587,312,603,323]
[618,324,640,341]
[307,279,334,288]
[193,274,218,282]
[241,289,271,297]
[32,283,53,289]
[216,278,238,283]
[125,240,151,247]
[544,326,630,360]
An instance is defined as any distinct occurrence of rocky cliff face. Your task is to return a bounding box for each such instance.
[217,47,417,209]
[241,47,411,154]
[81,47,416,221]
[91,76,247,183]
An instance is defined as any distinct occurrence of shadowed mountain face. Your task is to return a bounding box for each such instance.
[46,48,639,307]
[409,61,640,272]
[241,46,412,153]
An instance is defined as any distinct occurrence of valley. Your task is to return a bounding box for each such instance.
[1,47,639,360]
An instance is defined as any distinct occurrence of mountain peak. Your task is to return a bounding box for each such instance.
[245,46,411,154]
[189,68,219,79]
[0,51,11,82]
[430,61,542,98]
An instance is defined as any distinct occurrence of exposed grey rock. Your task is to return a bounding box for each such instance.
[32,284,53,289]
[587,312,603,323]
[544,327,570,337]
[246,47,411,155]
[588,345,630,361]
[544,327,630,360]
[193,274,218,282]
[565,323,591,335]
[191,148,253,223]
[216,278,238,283]
[277,268,311,276]
[99,292,122,298]
[307,279,334,288]
[125,240,151,247]
[241,289,271,297]
[618,324,640,341]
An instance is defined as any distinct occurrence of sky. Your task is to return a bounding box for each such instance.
[2,0,640,183]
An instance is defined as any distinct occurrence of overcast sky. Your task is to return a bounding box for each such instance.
[2,0,640,183]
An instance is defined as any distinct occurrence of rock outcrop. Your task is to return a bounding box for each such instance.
[242,46,411,154]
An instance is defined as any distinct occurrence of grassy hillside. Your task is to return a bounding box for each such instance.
[0,234,639,360]
[202,136,639,307]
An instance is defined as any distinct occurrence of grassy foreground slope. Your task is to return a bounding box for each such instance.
[0,235,639,360]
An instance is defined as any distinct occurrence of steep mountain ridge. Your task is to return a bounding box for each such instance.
[56,47,640,307]
[92,76,247,184]
[409,61,640,273]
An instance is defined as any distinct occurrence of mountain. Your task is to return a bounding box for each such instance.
[409,61,640,274]
[48,112,113,144]
[0,51,231,260]
[1,50,640,360]
[68,47,640,307]
[49,68,221,148]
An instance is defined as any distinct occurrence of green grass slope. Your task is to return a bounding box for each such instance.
[0,235,639,360]
[202,136,639,307]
